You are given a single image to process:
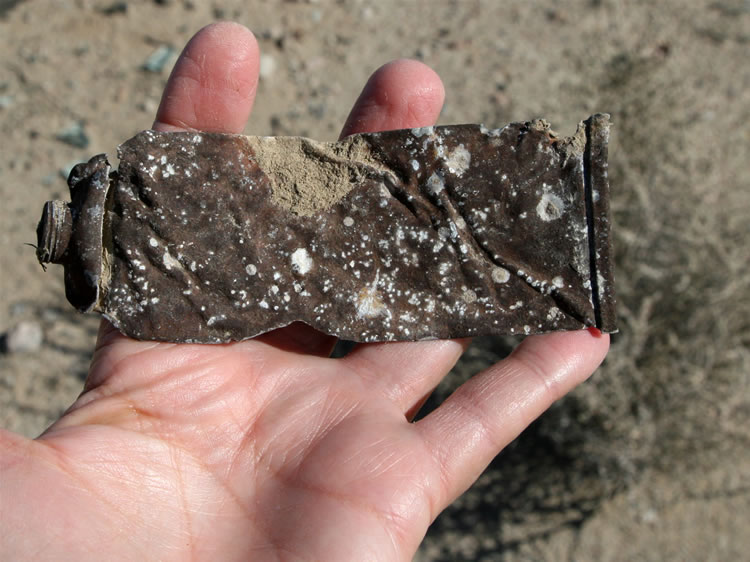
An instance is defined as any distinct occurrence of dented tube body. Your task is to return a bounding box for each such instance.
[37,115,616,343]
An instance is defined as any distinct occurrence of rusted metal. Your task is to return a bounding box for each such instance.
[37,114,616,343]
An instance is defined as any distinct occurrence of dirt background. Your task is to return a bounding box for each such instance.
[1,0,749,560]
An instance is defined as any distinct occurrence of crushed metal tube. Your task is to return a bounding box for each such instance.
[36,114,616,343]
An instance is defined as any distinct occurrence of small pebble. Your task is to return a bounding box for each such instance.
[141,45,174,73]
[10,302,28,317]
[259,54,277,79]
[41,309,60,322]
[99,1,127,15]
[3,321,43,354]
[55,122,89,149]
[136,98,158,113]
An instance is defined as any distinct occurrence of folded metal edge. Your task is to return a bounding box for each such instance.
[584,113,617,332]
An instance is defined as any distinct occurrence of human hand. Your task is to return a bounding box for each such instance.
[0,23,609,561]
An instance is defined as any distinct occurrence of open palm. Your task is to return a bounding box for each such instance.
[1,23,609,561]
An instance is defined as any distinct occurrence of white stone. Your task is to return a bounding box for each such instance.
[3,321,43,353]
[259,54,277,78]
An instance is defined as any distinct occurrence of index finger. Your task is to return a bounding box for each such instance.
[153,22,260,134]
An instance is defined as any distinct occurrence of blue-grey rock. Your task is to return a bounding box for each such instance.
[141,45,174,73]
[55,122,89,149]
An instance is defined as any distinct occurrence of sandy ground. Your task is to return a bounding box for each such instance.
[2,1,749,560]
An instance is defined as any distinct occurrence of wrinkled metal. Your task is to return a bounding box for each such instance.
[37,114,616,343]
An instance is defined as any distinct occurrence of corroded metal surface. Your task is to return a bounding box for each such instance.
[37,155,110,312]
[37,114,616,343]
